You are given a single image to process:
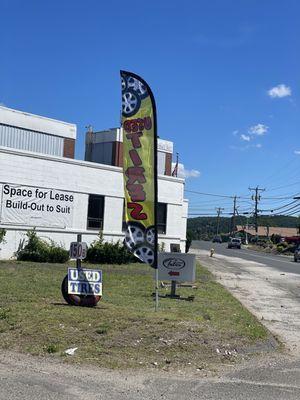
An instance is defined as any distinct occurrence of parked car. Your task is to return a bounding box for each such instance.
[228,237,242,249]
[294,246,300,262]
[212,236,222,243]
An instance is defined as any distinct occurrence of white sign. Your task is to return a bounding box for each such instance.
[158,253,196,282]
[68,268,102,296]
[69,242,87,259]
[0,184,74,228]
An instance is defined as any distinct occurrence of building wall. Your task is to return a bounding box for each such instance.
[84,128,174,175]
[0,106,76,139]
[63,138,75,158]
[0,124,64,157]
[0,106,76,159]
[0,147,187,258]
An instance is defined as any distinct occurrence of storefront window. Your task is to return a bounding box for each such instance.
[87,195,104,229]
[157,203,167,234]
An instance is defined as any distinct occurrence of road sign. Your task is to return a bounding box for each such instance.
[157,253,196,282]
[69,242,87,259]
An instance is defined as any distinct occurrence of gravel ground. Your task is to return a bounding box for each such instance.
[190,246,300,355]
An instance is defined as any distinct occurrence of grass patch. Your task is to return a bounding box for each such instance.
[0,260,271,370]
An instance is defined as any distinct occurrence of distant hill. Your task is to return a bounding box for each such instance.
[187,215,300,239]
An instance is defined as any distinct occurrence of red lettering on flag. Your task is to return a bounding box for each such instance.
[127,202,147,220]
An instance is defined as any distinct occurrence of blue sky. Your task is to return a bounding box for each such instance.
[1,0,299,216]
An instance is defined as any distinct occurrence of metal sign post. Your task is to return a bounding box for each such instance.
[76,233,81,271]
[155,268,159,311]
[170,280,178,298]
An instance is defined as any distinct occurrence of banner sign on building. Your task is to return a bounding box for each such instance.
[121,70,158,267]
[0,184,74,228]
[68,268,102,295]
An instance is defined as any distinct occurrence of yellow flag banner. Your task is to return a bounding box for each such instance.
[121,71,158,267]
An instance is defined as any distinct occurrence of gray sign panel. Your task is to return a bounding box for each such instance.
[157,252,196,282]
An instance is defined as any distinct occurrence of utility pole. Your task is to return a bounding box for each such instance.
[231,195,238,236]
[243,212,251,245]
[216,207,224,236]
[249,186,265,237]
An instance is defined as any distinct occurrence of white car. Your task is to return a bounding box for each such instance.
[228,238,242,249]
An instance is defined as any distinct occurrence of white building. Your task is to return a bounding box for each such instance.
[0,105,188,259]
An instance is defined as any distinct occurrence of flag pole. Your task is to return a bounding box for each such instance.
[152,80,159,312]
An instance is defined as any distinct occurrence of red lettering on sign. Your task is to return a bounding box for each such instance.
[123,117,152,133]
[125,166,146,185]
[126,184,146,202]
[123,120,132,133]
[127,202,147,220]
[144,117,152,130]
[126,131,142,148]
[129,149,142,166]
[123,116,153,222]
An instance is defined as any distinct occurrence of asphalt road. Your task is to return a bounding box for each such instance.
[192,240,300,275]
[2,351,300,400]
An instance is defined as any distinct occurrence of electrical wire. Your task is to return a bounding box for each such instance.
[185,189,235,198]
[259,200,299,213]
[266,181,300,192]
[266,203,300,216]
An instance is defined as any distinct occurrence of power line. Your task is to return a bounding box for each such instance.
[284,209,300,216]
[260,156,300,187]
[267,181,300,192]
[259,200,299,213]
[185,189,235,199]
[262,195,299,200]
[267,203,300,216]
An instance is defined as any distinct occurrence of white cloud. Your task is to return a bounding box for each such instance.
[294,150,300,155]
[172,163,201,179]
[240,134,251,142]
[268,84,291,98]
[248,123,268,136]
[230,143,262,151]
[232,130,239,136]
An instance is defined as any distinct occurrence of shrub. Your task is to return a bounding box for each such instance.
[0,229,6,245]
[159,241,166,252]
[277,245,284,253]
[281,244,296,254]
[0,229,6,254]
[271,234,281,244]
[86,234,135,264]
[16,228,69,263]
[185,231,192,253]
[220,234,230,243]
[48,245,69,263]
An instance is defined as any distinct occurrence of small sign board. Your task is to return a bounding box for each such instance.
[67,268,102,295]
[158,253,196,282]
[69,242,87,259]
